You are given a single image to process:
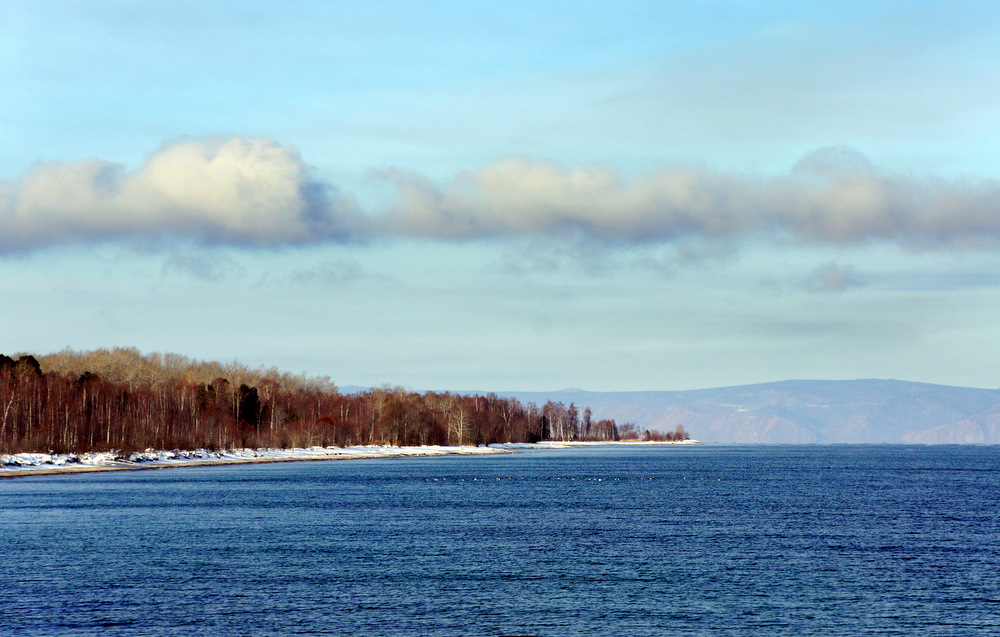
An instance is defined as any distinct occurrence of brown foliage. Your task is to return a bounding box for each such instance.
[1,349,613,454]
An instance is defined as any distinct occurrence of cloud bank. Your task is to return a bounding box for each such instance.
[0,137,359,252]
[3,139,1000,253]
[379,146,1000,249]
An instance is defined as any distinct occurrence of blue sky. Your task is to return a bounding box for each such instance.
[3,1,1000,391]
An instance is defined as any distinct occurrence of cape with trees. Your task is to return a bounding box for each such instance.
[0,348,686,455]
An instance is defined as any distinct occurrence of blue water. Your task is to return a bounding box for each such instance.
[2,445,1000,636]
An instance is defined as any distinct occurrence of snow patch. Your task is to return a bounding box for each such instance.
[1,445,509,475]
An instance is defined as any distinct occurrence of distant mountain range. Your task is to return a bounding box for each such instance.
[488,380,1000,444]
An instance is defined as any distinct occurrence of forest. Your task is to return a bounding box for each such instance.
[1,348,688,455]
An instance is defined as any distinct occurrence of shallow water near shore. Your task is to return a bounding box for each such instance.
[2,445,999,636]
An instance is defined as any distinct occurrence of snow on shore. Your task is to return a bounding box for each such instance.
[1,440,699,478]
[0,445,510,477]
[500,440,701,449]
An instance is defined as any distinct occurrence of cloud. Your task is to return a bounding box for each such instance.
[805,262,865,293]
[4,141,1000,255]
[0,137,361,253]
[282,258,394,287]
[376,161,753,242]
[377,146,1000,250]
[162,251,246,281]
[252,258,398,289]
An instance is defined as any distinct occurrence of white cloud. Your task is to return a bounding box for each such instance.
[0,137,360,252]
[377,159,760,241]
[378,146,1000,250]
[4,141,1000,255]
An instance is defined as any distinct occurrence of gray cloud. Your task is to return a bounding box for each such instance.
[162,251,246,281]
[378,146,1000,249]
[0,137,361,253]
[805,262,865,293]
[4,141,1000,254]
[254,258,398,289]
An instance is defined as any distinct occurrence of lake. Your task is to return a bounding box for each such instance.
[2,445,999,636]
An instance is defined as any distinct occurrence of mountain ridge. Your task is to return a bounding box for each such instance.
[483,379,1000,444]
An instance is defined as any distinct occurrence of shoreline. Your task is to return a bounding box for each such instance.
[0,440,700,480]
[0,445,512,479]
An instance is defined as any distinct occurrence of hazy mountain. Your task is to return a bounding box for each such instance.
[492,380,1000,444]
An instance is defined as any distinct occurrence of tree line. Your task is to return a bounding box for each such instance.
[1,349,686,454]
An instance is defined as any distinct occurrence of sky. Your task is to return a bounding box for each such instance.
[3,1,1000,392]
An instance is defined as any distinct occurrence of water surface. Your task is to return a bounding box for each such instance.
[2,445,999,635]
